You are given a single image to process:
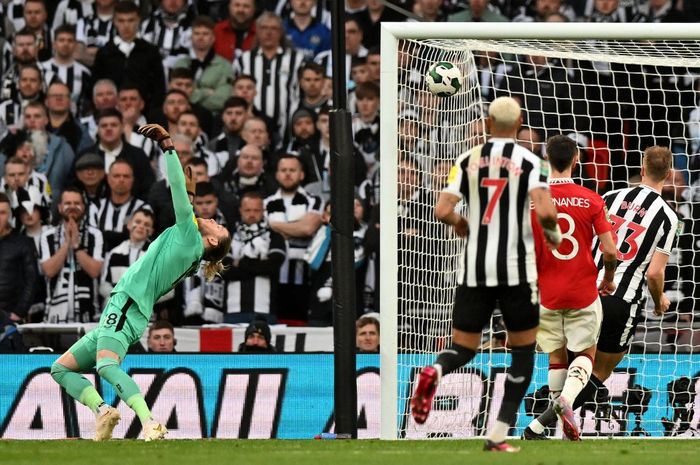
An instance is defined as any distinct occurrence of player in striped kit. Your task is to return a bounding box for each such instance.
[524,135,618,441]
[525,145,681,438]
[410,97,561,452]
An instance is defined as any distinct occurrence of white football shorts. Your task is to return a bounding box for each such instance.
[536,297,603,353]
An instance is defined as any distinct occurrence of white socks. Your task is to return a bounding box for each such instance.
[561,355,593,403]
[487,420,510,443]
[528,365,567,434]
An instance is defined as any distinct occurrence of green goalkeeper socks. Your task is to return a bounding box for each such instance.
[51,362,105,414]
[96,358,152,424]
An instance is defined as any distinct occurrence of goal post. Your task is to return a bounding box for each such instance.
[380,22,700,440]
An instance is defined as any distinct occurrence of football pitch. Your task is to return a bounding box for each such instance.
[2,439,698,465]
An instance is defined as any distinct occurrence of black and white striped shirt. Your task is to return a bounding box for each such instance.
[265,187,323,285]
[593,185,680,304]
[52,0,94,29]
[39,222,104,323]
[233,46,304,143]
[40,58,92,109]
[140,8,193,70]
[76,14,115,48]
[227,221,286,316]
[1,172,53,211]
[444,138,549,287]
[89,197,149,252]
[100,239,148,299]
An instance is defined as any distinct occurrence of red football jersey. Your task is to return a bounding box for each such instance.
[532,179,612,309]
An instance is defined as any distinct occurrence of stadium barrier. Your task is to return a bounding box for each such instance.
[17,324,335,352]
[1,354,698,439]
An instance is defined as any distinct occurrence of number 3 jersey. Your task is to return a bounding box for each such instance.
[532,179,611,310]
[444,138,548,287]
[592,184,680,305]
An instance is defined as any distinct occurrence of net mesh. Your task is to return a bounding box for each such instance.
[394,38,700,438]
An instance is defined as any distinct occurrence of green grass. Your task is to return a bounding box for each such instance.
[2,439,699,465]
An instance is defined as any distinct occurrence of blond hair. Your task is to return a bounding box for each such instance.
[643,146,672,183]
[201,233,232,281]
[488,97,521,132]
[202,260,226,281]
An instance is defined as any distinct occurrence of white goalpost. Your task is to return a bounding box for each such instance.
[380,22,700,440]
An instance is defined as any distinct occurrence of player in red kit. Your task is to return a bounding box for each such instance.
[525,135,618,441]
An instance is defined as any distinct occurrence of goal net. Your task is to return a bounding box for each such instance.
[379,23,700,439]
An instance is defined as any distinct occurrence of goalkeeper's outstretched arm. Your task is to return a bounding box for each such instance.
[138,124,195,224]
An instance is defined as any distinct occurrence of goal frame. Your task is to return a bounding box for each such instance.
[378,22,700,440]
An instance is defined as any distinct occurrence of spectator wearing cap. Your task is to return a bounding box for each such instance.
[72,152,108,206]
[174,16,234,114]
[23,101,75,203]
[224,191,286,324]
[284,108,323,187]
[79,108,155,200]
[0,192,39,324]
[238,319,276,352]
[356,315,379,353]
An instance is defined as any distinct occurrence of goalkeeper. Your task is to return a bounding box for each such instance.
[50,124,231,441]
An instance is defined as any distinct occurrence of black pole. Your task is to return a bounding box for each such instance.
[330,0,357,439]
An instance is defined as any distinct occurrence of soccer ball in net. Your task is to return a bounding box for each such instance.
[425,61,462,97]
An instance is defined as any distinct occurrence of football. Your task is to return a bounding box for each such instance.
[425,61,462,97]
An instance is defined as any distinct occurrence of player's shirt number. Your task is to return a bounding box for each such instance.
[480,178,507,225]
[605,213,647,261]
[552,213,578,261]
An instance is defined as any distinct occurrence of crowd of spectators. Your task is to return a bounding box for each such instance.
[0,0,699,347]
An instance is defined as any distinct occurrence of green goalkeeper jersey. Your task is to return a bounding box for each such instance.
[112,149,204,318]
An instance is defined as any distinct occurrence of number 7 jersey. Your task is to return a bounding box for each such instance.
[444,138,549,287]
[532,179,611,309]
[592,184,680,305]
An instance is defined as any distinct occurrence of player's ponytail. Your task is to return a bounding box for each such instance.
[202,260,225,281]
[202,233,232,281]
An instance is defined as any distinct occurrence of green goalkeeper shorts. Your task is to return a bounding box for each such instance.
[68,292,148,366]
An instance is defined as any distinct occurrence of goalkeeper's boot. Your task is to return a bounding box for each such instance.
[554,396,580,441]
[94,406,121,441]
[521,426,549,440]
[483,440,520,453]
[410,366,438,424]
[143,420,168,441]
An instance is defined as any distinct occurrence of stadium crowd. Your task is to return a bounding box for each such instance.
[0,0,699,350]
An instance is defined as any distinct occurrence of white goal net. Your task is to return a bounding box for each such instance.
[379,23,700,439]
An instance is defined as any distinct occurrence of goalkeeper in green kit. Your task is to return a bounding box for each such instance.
[50,124,231,441]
